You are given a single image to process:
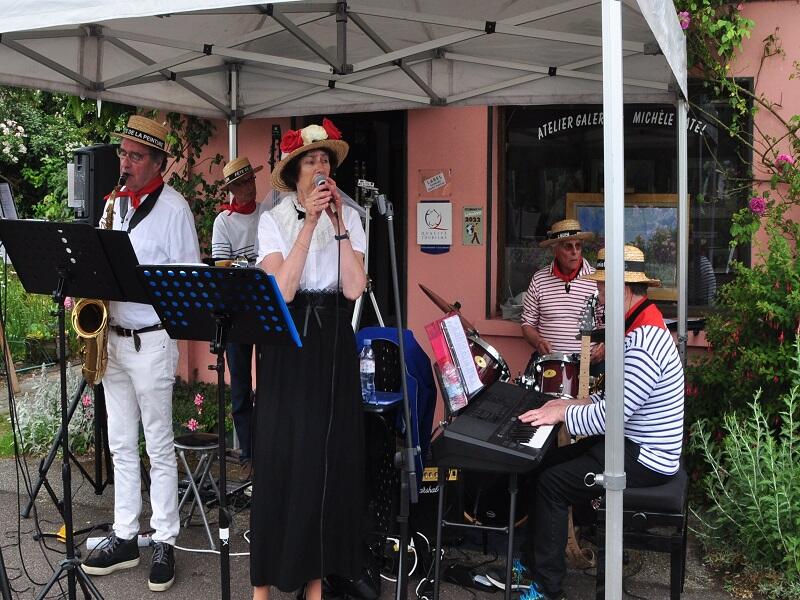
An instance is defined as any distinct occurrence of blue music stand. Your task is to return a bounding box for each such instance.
[136,264,300,600]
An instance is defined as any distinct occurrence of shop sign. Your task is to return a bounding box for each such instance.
[535,106,710,140]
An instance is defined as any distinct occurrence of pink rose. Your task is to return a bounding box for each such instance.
[775,153,795,168]
[279,129,304,155]
[81,394,92,408]
[187,418,199,432]
[64,297,74,311]
[678,11,691,29]
[194,393,204,407]
[748,196,766,216]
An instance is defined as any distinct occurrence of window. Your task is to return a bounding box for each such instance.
[498,83,751,317]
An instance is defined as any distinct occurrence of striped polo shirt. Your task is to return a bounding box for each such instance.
[521,258,602,354]
[565,302,685,475]
[211,200,267,261]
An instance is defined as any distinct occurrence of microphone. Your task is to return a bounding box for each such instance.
[314,173,337,215]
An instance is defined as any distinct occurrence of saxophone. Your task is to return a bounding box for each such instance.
[72,174,127,385]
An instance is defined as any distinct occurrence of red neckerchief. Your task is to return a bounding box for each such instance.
[625,297,667,334]
[217,200,257,216]
[552,260,582,283]
[107,175,163,209]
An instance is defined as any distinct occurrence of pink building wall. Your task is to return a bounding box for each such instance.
[730,1,800,252]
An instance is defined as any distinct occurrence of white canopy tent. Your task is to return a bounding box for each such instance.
[0,2,688,597]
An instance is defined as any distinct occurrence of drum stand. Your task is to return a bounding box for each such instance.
[352,182,385,331]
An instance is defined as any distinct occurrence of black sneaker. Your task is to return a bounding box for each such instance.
[81,534,140,576]
[148,542,175,592]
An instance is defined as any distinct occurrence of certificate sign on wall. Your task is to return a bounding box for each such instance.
[417,200,452,249]
[462,206,483,245]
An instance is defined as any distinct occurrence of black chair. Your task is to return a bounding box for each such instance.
[595,467,689,599]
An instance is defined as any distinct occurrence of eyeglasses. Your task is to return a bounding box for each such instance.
[116,147,149,163]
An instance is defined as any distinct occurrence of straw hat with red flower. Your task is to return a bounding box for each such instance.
[271,118,349,192]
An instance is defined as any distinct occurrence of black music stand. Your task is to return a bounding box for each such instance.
[136,264,300,600]
[0,220,145,600]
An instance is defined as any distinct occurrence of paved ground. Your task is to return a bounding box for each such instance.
[0,367,737,599]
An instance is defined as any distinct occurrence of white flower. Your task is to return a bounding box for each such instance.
[17,125,24,133]
[19,145,26,154]
[15,131,22,138]
[8,120,16,126]
[2,146,10,155]
[300,124,328,146]
[11,156,18,163]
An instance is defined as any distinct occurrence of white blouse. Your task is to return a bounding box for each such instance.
[257,193,366,291]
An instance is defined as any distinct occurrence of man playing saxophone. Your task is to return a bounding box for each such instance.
[81,115,200,593]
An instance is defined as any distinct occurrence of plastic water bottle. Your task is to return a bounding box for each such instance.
[441,362,467,409]
[359,339,377,404]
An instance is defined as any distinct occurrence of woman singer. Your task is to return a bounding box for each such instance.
[251,119,367,600]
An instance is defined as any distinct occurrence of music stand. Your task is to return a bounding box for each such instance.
[136,264,300,600]
[0,220,144,600]
[0,541,11,600]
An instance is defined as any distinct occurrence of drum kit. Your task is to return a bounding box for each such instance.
[419,284,593,399]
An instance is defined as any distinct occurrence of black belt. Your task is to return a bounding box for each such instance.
[112,324,164,352]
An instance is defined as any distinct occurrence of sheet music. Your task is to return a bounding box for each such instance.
[442,314,482,395]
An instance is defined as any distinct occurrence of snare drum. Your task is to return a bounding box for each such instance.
[467,334,510,386]
[521,352,579,398]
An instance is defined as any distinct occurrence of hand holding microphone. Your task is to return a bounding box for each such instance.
[313,173,340,217]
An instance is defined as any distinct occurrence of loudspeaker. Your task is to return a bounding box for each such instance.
[69,144,119,226]
[410,465,462,544]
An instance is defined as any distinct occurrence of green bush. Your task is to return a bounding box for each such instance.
[1,268,81,364]
[13,365,95,455]
[172,378,232,436]
[693,339,800,584]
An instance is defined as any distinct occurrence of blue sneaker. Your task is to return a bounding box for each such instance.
[485,558,533,590]
[520,582,566,600]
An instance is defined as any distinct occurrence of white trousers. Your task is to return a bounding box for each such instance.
[104,328,179,544]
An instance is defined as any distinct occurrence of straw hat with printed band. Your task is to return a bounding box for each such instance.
[582,245,662,287]
[221,157,263,188]
[271,119,349,193]
[116,115,169,153]
[539,219,594,248]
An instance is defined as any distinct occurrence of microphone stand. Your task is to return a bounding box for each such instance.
[268,124,281,171]
[374,189,418,600]
[0,525,11,600]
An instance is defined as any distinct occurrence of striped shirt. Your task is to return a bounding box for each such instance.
[521,258,602,354]
[565,303,685,475]
[211,200,268,261]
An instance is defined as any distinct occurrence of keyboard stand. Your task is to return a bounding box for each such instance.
[432,464,518,600]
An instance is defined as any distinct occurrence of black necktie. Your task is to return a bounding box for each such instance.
[295,205,306,220]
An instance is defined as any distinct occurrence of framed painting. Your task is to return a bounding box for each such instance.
[566,193,687,301]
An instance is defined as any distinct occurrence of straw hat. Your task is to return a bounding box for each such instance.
[582,245,662,287]
[221,157,263,188]
[539,219,594,248]
[116,115,169,152]
[271,118,349,192]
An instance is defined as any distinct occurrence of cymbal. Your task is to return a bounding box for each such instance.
[419,283,477,335]
[575,328,605,342]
